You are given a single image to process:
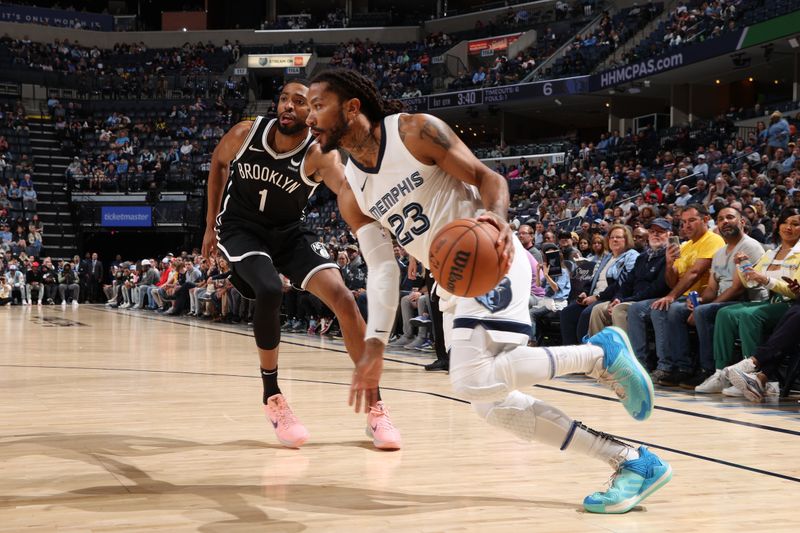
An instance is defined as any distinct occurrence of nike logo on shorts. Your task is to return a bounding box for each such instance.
[248,146,265,152]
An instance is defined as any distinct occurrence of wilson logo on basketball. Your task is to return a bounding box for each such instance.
[446,250,471,292]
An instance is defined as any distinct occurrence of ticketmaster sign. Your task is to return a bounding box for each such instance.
[101,206,152,227]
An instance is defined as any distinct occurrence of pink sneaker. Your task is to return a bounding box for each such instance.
[366,401,402,450]
[264,394,310,448]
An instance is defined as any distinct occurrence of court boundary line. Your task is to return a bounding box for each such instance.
[1,361,798,485]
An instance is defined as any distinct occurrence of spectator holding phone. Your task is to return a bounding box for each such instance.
[529,243,571,344]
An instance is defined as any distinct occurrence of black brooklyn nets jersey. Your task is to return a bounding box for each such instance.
[216,116,318,228]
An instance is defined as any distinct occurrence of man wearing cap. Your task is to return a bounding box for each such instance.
[6,262,25,304]
[25,260,43,305]
[648,204,725,386]
[149,257,173,310]
[694,154,708,178]
[133,259,159,309]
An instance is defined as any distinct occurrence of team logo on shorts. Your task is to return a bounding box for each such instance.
[474,277,512,312]
[311,241,330,259]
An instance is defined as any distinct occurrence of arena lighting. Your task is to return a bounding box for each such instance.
[715,79,721,84]
[604,102,610,108]
[748,76,754,82]
[181,27,187,32]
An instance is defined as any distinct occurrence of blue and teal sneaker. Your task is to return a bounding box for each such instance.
[583,446,672,514]
[585,326,655,421]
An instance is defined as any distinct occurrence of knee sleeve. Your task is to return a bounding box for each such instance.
[473,392,573,448]
[235,256,284,350]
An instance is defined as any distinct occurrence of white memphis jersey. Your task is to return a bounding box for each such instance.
[345,113,482,268]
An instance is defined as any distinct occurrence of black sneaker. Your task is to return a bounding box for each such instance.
[652,369,678,387]
[655,370,693,387]
[679,368,714,389]
[424,358,449,372]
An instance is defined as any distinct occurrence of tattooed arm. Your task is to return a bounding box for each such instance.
[398,113,513,270]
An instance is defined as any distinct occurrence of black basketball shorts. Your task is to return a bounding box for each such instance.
[216,220,337,296]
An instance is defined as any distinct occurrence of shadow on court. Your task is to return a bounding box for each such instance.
[0,432,582,530]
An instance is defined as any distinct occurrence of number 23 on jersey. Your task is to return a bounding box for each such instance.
[387,202,430,245]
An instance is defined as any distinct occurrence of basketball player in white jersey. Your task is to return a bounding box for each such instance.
[202,79,401,450]
[306,70,671,514]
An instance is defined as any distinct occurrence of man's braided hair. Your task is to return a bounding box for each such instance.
[311,69,404,123]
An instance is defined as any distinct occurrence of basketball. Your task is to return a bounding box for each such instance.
[428,218,504,297]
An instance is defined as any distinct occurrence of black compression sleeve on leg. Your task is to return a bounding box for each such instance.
[232,255,284,350]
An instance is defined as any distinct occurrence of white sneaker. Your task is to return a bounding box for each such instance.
[722,385,744,397]
[728,369,782,402]
[61,301,67,307]
[72,301,79,307]
[722,358,756,382]
[695,369,728,393]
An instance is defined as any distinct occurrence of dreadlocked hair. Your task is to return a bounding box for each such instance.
[311,69,405,123]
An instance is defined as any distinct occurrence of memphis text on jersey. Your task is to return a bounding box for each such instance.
[367,170,424,219]
[236,161,302,194]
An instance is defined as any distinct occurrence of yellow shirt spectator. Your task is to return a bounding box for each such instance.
[674,230,725,295]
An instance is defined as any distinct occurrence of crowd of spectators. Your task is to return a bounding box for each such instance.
[545,3,663,78]
[328,38,447,99]
[0,108,43,277]
[615,0,782,69]
[55,95,243,192]
[0,36,242,99]
[260,10,348,30]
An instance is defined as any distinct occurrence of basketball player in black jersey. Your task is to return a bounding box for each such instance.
[201,80,401,450]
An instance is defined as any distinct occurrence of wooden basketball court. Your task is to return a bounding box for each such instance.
[1,305,799,532]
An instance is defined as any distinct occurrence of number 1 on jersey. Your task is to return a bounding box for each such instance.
[258,189,268,212]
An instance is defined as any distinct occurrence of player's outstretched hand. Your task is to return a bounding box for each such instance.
[477,212,514,274]
[349,339,384,414]
[201,227,218,259]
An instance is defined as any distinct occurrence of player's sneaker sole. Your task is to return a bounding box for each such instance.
[587,326,655,421]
